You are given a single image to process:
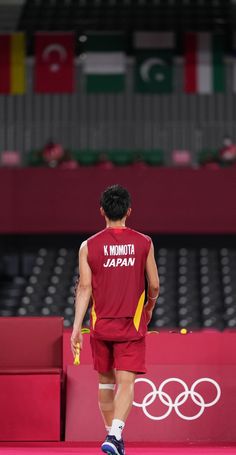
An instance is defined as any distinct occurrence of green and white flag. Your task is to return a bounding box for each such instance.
[84,32,126,93]
[134,32,175,93]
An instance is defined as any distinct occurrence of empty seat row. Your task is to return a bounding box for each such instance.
[1,243,235,329]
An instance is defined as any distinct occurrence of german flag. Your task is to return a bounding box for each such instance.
[0,33,26,94]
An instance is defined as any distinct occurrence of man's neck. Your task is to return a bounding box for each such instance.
[106,219,126,228]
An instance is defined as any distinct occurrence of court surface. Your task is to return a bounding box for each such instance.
[0,443,236,455]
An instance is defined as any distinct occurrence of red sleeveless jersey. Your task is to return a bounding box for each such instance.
[87,227,151,341]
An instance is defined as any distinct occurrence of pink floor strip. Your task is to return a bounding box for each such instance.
[1,446,236,455]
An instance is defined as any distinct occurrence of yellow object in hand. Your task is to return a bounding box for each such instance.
[73,342,80,365]
[73,328,90,366]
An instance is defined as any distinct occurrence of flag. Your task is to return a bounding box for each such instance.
[0,33,26,94]
[184,33,225,94]
[84,33,126,93]
[35,32,75,93]
[134,32,175,93]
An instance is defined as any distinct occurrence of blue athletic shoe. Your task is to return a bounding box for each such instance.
[101,435,125,455]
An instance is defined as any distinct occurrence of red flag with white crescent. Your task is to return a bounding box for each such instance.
[35,32,75,93]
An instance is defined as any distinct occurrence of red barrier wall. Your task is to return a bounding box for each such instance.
[0,167,236,233]
[0,318,64,442]
[0,317,63,369]
[65,364,234,443]
[63,329,236,373]
[63,330,236,443]
[0,374,61,441]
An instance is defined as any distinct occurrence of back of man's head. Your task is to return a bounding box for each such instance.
[100,184,131,221]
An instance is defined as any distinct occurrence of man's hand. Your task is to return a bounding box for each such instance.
[144,305,154,325]
[70,328,83,357]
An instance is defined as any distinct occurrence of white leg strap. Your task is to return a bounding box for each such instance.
[99,383,116,390]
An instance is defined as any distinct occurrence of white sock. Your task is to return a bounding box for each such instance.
[109,418,125,440]
[105,425,111,433]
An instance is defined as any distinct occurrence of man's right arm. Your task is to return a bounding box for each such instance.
[71,240,92,356]
[144,241,160,323]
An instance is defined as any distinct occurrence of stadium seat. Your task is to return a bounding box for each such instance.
[198,149,219,166]
[59,159,78,169]
[108,150,135,166]
[26,149,44,166]
[1,254,20,277]
[172,150,192,167]
[72,150,100,166]
[141,149,164,166]
[1,151,21,167]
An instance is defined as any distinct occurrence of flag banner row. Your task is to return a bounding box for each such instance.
[0,31,232,94]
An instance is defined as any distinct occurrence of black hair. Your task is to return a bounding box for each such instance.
[100,184,131,221]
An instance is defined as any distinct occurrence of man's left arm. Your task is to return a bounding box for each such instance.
[70,241,92,356]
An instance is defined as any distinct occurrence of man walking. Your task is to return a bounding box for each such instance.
[71,184,159,455]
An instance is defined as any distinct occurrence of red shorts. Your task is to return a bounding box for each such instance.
[90,336,146,374]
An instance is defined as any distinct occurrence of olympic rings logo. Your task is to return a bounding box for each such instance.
[133,377,221,420]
